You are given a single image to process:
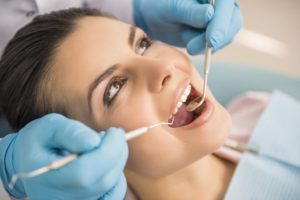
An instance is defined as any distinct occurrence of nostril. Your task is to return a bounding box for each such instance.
[162,75,171,86]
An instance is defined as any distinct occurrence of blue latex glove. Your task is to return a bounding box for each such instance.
[134,0,243,54]
[0,113,128,200]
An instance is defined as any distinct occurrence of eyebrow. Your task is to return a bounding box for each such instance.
[87,26,137,112]
[87,64,119,112]
[128,26,137,47]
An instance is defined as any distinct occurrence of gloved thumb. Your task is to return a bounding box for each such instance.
[205,0,236,48]
[168,2,214,28]
[43,113,101,153]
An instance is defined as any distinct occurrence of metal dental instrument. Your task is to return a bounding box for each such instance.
[224,139,260,155]
[9,119,174,189]
[186,0,215,112]
[124,120,173,140]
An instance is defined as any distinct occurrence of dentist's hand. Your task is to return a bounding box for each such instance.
[0,113,128,200]
[134,0,243,54]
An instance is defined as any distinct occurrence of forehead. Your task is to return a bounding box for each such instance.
[48,16,132,114]
[51,16,132,85]
[56,16,131,65]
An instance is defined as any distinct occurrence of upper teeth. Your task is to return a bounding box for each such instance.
[172,84,191,115]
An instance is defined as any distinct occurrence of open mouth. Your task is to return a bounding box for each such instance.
[168,84,207,128]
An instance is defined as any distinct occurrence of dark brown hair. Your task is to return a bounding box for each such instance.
[0,8,114,130]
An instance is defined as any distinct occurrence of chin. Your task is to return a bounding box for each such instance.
[190,100,232,159]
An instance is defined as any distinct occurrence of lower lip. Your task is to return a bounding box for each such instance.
[180,98,214,129]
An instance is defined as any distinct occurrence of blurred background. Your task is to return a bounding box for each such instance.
[194,0,300,78]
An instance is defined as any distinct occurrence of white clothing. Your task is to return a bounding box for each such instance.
[0,0,133,56]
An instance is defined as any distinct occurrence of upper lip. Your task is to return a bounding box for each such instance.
[169,78,191,117]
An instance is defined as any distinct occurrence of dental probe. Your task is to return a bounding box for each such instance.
[223,139,260,155]
[186,0,215,112]
[9,120,174,189]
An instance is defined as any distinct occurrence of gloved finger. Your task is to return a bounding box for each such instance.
[181,28,205,45]
[211,39,232,54]
[186,32,206,55]
[66,151,127,197]
[206,0,236,48]
[211,3,243,52]
[44,113,101,153]
[96,148,128,194]
[215,2,242,52]
[168,2,214,28]
[52,128,128,187]
[99,173,127,200]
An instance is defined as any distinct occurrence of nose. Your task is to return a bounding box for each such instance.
[127,57,173,92]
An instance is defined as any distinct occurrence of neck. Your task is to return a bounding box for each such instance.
[126,155,235,200]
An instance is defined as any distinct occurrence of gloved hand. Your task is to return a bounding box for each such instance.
[134,0,243,54]
[0,113,128,200]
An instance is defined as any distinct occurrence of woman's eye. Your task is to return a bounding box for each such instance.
[137,36,152,55]
[104,77,127,106]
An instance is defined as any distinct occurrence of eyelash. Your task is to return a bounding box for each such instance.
[136,35,152,55]
[103,76,127,107]
[103,35,152,107]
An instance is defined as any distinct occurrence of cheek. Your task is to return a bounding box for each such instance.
[118,96,158,128]
[125,128,186,177]
[111,90,180,176]
[108,102,184,177]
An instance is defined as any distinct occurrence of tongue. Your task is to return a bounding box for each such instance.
[171,104,194,127]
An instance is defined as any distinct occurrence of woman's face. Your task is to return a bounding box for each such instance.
[50,16,231,177]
